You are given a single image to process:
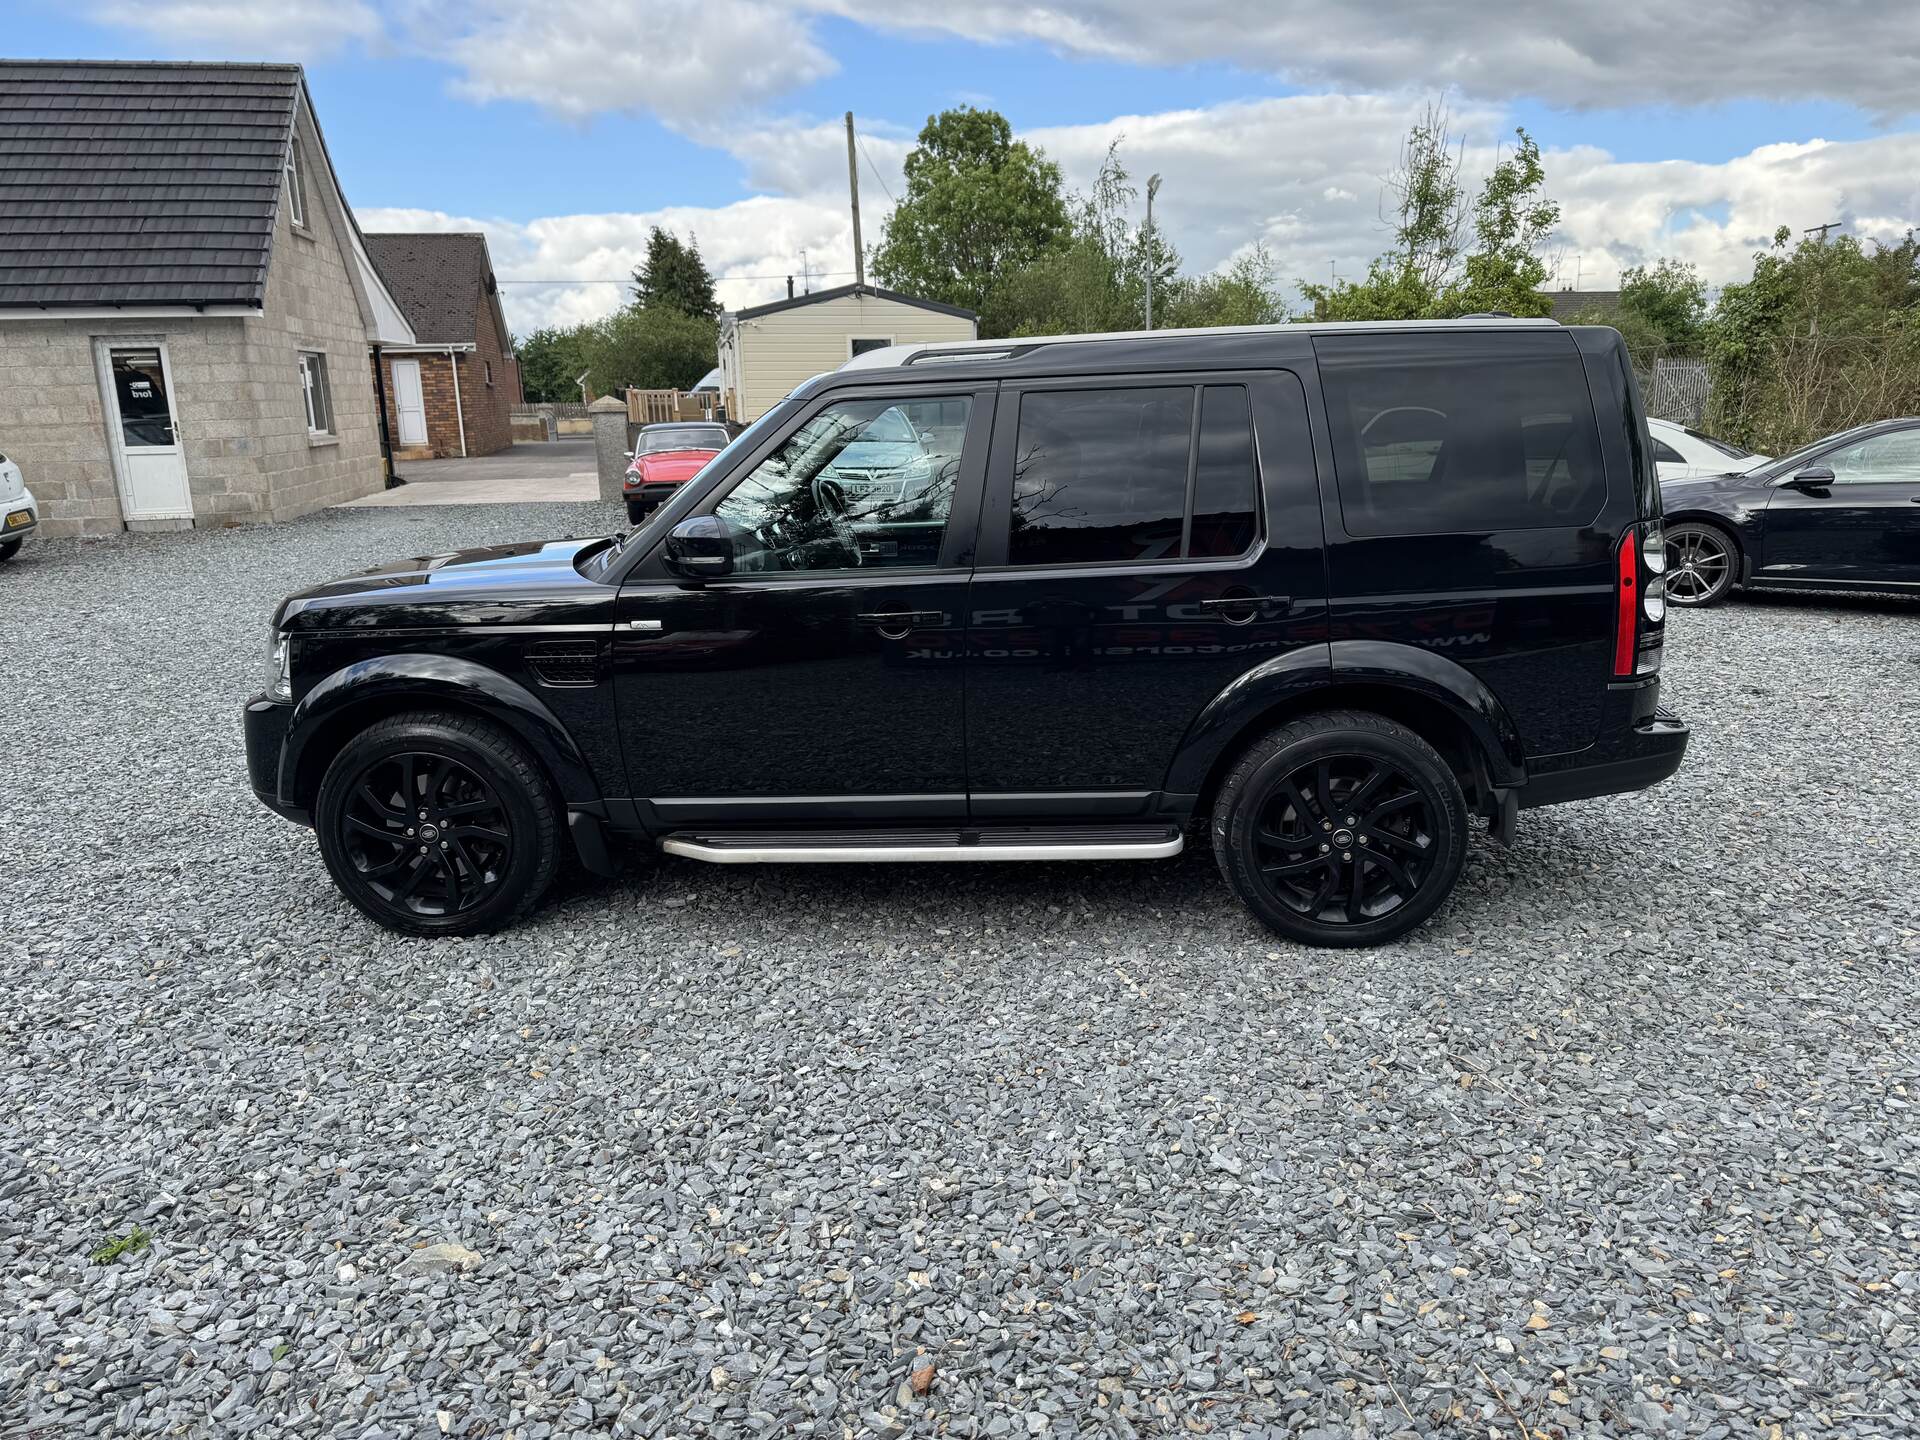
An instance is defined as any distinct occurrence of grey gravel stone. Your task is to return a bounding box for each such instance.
[1,505,1918,1437]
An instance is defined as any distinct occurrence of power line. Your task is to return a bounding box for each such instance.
[496,271,859,285]
[858,136,897,204]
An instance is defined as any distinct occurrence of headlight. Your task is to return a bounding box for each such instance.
[267,631,292,701]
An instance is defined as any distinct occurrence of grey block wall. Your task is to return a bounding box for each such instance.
[0,109,384,538]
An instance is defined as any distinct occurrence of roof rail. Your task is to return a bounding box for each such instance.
[903,344,1035,367]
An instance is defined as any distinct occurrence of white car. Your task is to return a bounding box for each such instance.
[1648,417,1769,482]
[0,449,37,562]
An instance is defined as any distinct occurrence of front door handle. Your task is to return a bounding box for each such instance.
[1196,593,1290,622]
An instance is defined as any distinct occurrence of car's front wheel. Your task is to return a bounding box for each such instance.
[314,711,558,936]
[625,499,651,525]
[0,537,21,563]
[1664,521,1738,606]
[1212,710,1469,948]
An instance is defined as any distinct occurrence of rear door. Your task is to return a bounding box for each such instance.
[962,371,1330,814]
[1312,329,1618,757]
[1761,425,1920,588]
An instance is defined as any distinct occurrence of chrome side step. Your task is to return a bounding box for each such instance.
[661,824,1184,865]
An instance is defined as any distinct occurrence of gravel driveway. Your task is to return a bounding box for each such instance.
[3,505,1916,1438]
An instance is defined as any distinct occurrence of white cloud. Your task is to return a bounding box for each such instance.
[822,1,1920,114]
[357,195,876,334]
[87,0,381,55]
[426,0,836,125]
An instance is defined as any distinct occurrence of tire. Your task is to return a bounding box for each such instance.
[1211,709,1469,948]
[314,711,559,937]
[1664,521,1738,606]
[625,500,648,525]
[0,538,21,563]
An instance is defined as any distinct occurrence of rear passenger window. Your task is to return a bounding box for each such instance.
[1317,335,1606,536]
[1008,384,1259,566]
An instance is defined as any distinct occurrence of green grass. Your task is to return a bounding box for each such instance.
[89,1226,151,1265]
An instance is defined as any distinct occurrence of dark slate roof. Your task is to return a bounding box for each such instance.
[734,282,977,323]
[363,232,496,345]
[1546,288,1622,323]
[0,60,298,310]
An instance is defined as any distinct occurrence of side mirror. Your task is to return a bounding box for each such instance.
[1788,466,1835,491]
[663,515,734,580]
[622,450,634,460]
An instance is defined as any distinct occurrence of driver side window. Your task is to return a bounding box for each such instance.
[714,396,971,572]
[1826,429,1920,484]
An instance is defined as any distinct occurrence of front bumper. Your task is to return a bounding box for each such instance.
[245,694,309,825]
[3,498,37,540]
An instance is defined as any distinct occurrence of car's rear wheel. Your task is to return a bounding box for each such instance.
[1664,521,1737,606]
[1212,710,1468,948]
[315,711,558,937]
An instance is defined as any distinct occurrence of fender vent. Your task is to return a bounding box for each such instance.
[526,639,601,687]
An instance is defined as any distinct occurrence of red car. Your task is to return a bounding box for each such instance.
[623,422,729,524]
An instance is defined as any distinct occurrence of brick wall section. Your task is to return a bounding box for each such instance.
[0,103,383,536]
[370,283,521,459]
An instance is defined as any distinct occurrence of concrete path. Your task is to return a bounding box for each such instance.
[336,438,605,506]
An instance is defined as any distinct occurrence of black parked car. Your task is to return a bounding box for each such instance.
[245,320,1687,947]
[1660,417,1920,604]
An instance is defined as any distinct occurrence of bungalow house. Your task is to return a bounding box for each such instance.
[717,283,977,422]
[0,60,413,537]
[365,232,522,459]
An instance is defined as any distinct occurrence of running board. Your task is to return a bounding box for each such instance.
[661,824,1184,864]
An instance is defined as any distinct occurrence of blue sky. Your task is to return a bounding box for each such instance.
[11,1,1917,328]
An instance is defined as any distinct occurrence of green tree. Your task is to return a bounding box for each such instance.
[1617,259,1707,348]
[631,226,719,318]
[513,324,595,403]
[872,107,1072,328]
[1157,246,1286,329]
[584,304,717,393]
[1705,227,1920,452]
[1299,111,1559,321]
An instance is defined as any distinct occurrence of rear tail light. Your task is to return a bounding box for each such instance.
[1615,524,1666,677]
[1613,531,1638,676]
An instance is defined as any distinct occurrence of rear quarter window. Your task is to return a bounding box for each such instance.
[1316,332,1607,537]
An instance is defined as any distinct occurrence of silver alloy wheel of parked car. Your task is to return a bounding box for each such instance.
[1664,522,1737,606]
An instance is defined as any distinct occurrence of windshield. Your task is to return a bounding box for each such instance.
[585,402,799,579]
[1761,422,1878,479]
[640,425,727,454]
[1681,425,1754,460]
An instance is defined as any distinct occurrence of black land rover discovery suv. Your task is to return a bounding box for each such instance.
[246,320,1686,947]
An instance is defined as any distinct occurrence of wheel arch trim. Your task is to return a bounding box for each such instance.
[1165,638,1527,798]
[279,654,605,811]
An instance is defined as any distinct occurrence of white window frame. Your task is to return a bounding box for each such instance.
[847,335,894,359]
[298,351,334,436]
[285,139,308,229]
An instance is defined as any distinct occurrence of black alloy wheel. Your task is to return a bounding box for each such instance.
[315,712,558,936]
[1213,710,1468,947]
[1664,522,1736,606]
[341,752,512,917]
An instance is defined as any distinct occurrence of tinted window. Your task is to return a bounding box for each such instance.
[1318,335,1606,536]
[714,395,968,572]
[1826,428,1920,484]
[1651,437,1685,465]
[1011,387,1193,565]
[1190,385,1259,557]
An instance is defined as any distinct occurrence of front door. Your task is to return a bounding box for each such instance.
[104,344,193,520]
[1762,425,1920,588]
[612,386,994,826]
[392,359,429,447]
[963,372,1331,811]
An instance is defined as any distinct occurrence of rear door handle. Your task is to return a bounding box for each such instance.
[857,609,944,636]
[1197,594,1289,612]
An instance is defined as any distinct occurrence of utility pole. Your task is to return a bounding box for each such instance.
[845,111,865,288]
[1804,221,1841,244]
[1144,173,1162,330]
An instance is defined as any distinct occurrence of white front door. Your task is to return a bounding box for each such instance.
[392,359,428,446]
[104,343,194,520]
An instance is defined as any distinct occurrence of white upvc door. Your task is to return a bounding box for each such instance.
[99,341,194,520]
[392,359,428,446]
